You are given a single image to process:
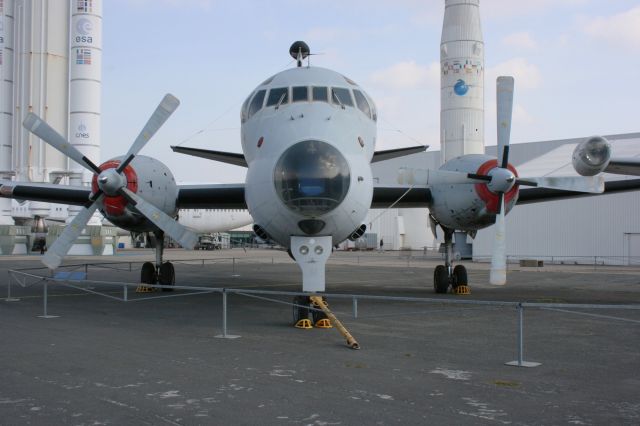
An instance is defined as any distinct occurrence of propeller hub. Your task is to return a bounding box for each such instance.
[487,167,516,194]
[97,168,125,196]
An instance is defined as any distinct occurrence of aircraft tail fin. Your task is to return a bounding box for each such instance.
[372,145,428,163]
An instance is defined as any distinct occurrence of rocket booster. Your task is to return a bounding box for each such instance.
[440,0,484,164]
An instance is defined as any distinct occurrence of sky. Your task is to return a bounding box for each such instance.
[102,0,640,184]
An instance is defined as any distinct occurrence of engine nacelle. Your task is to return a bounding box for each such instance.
[91,155,179,232]
[429,154,519,231]
[572,136,611,176]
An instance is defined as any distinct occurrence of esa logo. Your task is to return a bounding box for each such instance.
[75,35,93,44]
[75,18,93,44]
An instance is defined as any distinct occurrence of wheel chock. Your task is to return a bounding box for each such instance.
[315,318,333,328]
[136,284,157,293]
[453,285,471,295]
[295,319,313,329]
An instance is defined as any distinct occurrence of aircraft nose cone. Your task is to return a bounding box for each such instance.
[274,140,351,218]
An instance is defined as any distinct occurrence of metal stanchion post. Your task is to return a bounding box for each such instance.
[506,303,539,367]
[215,289,240,339]
[123,285,128,302]
[231,258,240,277]
[6,272,20,302]
[352,297,358,319]
[38,281,59,319]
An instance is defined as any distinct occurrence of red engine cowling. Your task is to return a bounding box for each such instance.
[90,155,179,232]
[429,154,519,231]
[91,160,138,217]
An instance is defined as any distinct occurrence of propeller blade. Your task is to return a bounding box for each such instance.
[120,188,197,249]
[117,94,180,173]
[42,195,104,269]
[397,167,491,185]
[516,176,604,193]
[496,76,514,168]
[501,145,510,169]
[489,194,507,285]
[23,113,101,175]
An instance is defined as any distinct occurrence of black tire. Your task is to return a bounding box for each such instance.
[434,265,449,294]
[452,265,468,288]
[159,262,176,292]
[311,296,328,323]
[292,296,310,325]
[141,262,156,284]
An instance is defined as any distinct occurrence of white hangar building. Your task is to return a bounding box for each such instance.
[368,132,640,265]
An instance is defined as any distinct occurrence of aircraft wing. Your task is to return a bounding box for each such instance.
[517,178,640,205]
[0,180,91,205]
[371,185,431,208]
[605,158,640,176]
[171,145,247,167]
[373,177,640,209]
[176,183,247,209]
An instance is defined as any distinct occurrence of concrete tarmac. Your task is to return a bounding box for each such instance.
[1,249,639,425]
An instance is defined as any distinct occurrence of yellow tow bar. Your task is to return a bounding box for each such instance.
[310,296,360,350]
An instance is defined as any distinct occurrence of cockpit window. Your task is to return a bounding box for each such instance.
[353,89,372,119]
[331,88,354,107]
[370,98,378,122]
[248,90,266,118]
[241,92,253,123]
[292,86,309,102]
[312,86,328,102]
[266,87,289,107]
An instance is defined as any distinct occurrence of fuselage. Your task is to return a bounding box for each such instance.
[241,66,377,247]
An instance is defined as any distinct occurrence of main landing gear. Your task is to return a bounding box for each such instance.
[139,230,175,292]
[434,229,470,295]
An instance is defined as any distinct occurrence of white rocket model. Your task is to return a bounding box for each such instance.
[440,0,484,164]
[70,0,102,188]
[0,1,13,224]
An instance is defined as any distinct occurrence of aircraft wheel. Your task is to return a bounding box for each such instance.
[292,296,310,325]
[141,262,156,284]
[452,265,468,288]
[311,296,328,323]
[159,262,176,292]
[434,265,449,294]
